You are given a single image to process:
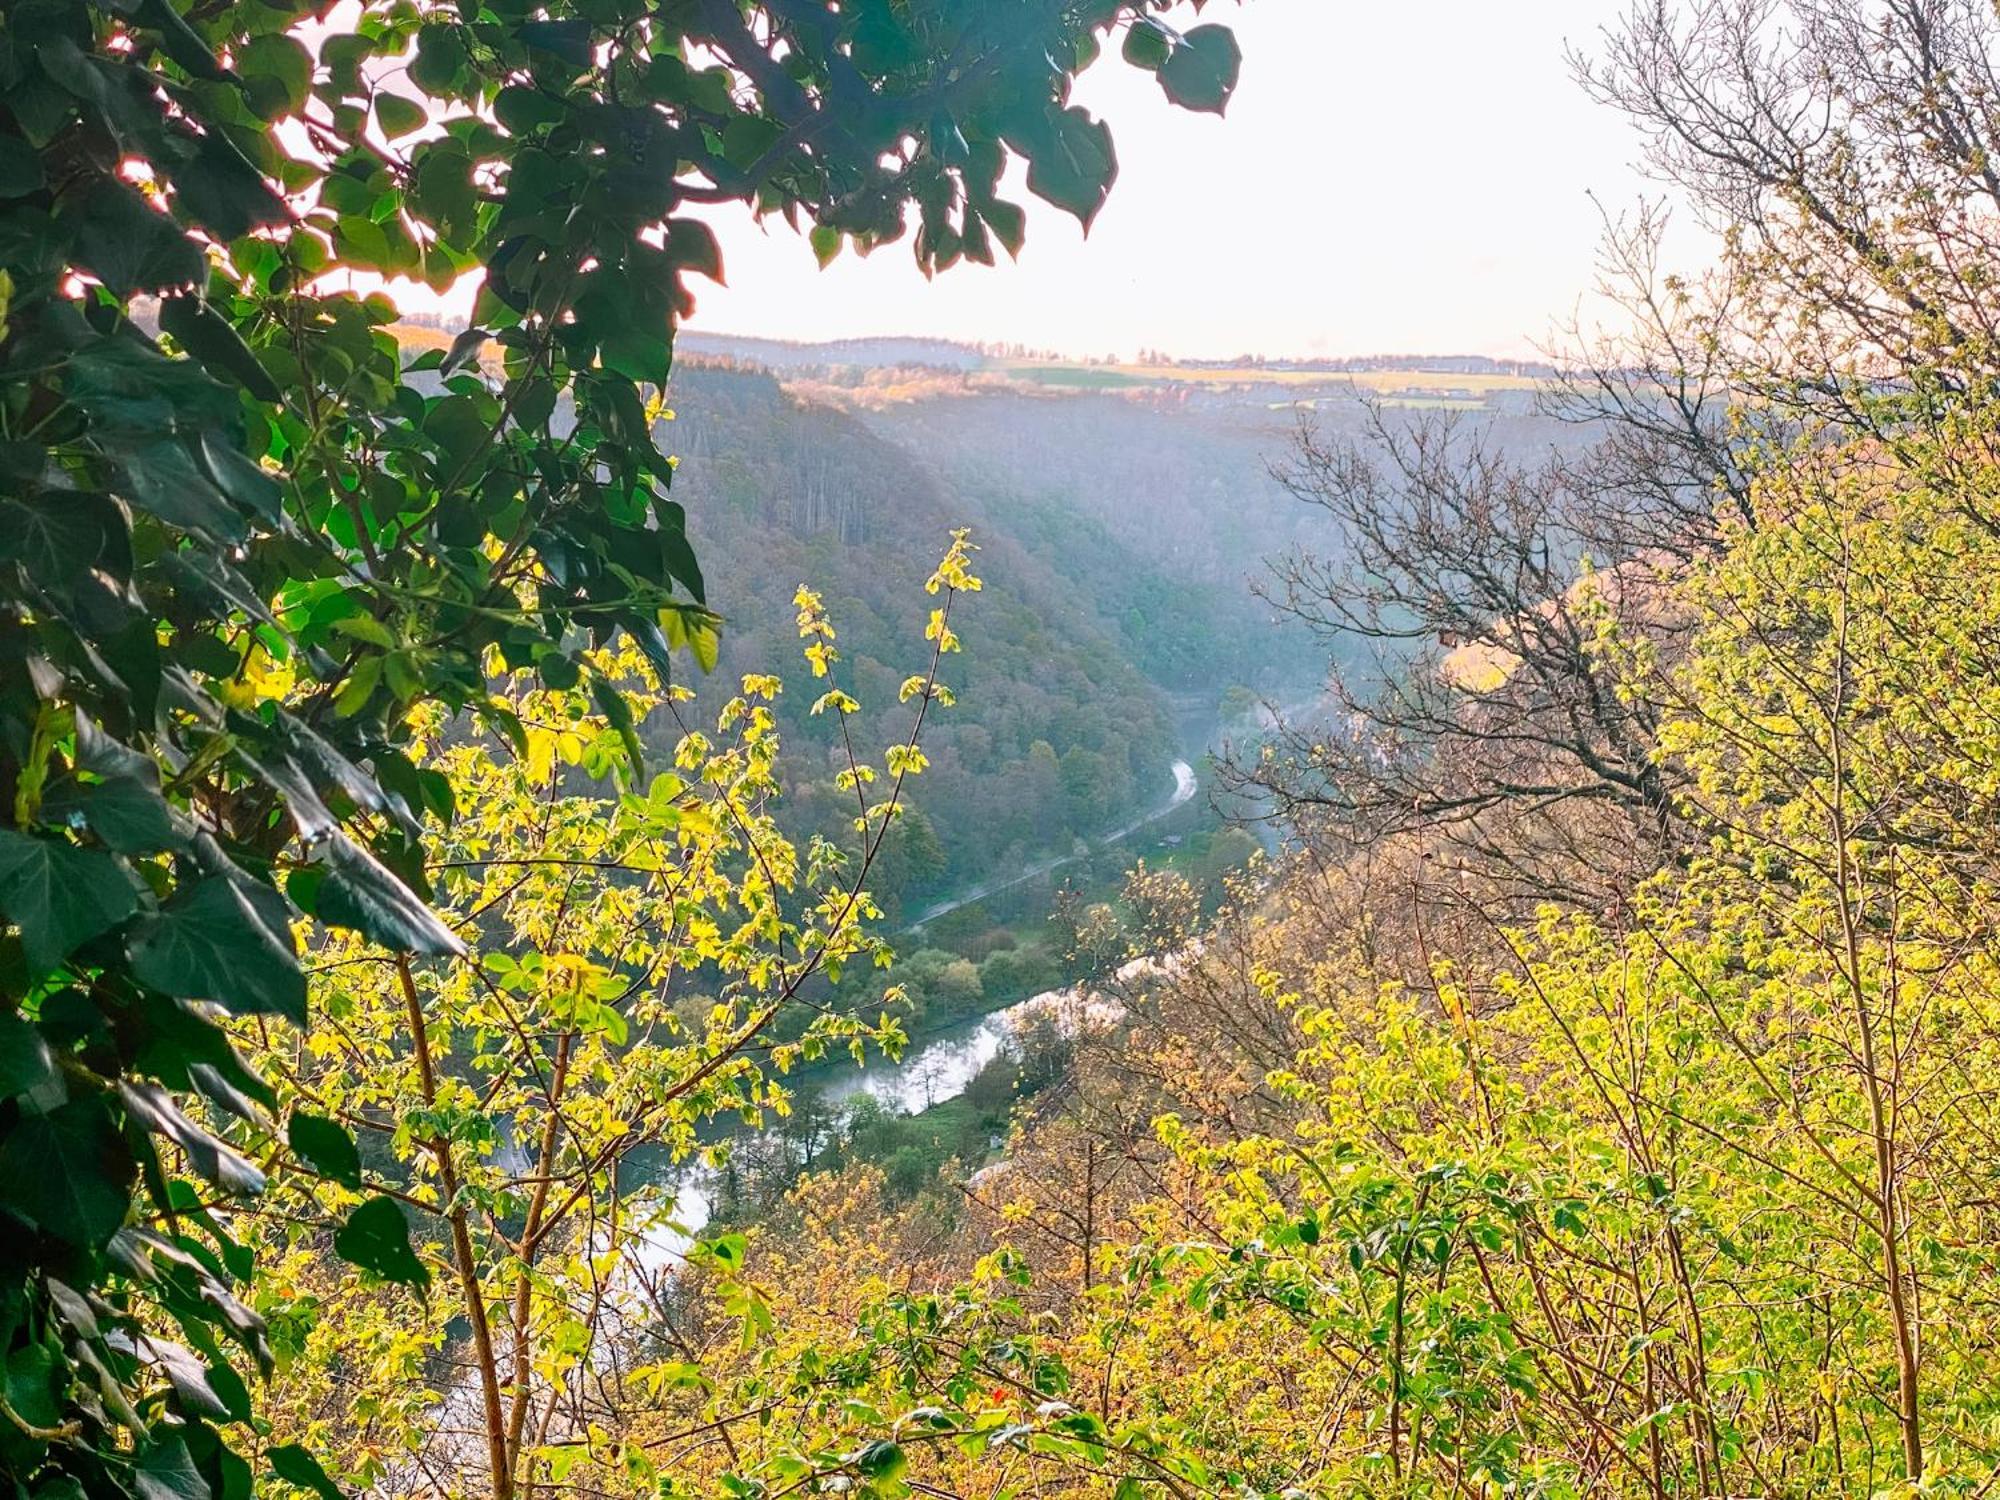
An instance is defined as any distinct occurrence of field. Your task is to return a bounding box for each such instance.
[995,358,1544,397]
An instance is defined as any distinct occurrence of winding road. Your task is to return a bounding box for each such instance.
[904,758,1198,931]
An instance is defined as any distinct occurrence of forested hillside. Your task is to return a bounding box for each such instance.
[661,363,1183,912]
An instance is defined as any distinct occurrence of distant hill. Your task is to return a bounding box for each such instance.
[676,332,985,371]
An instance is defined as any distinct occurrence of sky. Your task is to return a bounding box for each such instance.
[684,1,1688,362]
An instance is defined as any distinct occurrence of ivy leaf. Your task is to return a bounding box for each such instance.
[5,1343,61,1432]
[0,1010,56,1099]
[67,177,204,295]
[268,1445,346,1500]
[119,1081,266,1196]
[1157,24,1242,115]
[138,1336,250,1422]
[288,1113,362,1190]
[42,774,181,854]
[0,135,47,197]
[0,829,138,974]
[0,490,128,580]
[129,877,306,1023]
[312,835,465,957]
[159,298,283,404]
[333,1196,430,1291]
[170,131,289,242]
[134,1434,209,1500]
[0,1095,136,1250]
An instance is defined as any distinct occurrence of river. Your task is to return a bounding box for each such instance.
[906,757,1198,930]
[630,978,1133,1270]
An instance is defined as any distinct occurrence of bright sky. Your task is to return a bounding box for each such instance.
[685,1,1683,362]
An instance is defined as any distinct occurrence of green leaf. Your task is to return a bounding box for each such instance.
[288,1113,362,1189]
[517,19,594,67]
[1022,108,1118,230]
[0,490,128,585]
[65,177,204,296]
[129,877,306,1023]
[139,1336,250,1421]
[171,131,289,242]
[854,1441,906,1482]
[239,34,312,119]
[1122,19,1173,72]
[42,774,180,854]
[6,1343,60,1431]
[0,1011,56,1099]
[0,1095,136,1250]
[312,834,465,957]
[667,217,725,282]
[0,829,138,974]
[374,92,427,139]
[0,136,47,198]
[134,1434,209,1500]
[158,298,283,403]
[268,1444,346,1500]
[119,1081,265,1195]
[590,678,646,781]
[333,1196,430,1291]
[1158,24,1242,115]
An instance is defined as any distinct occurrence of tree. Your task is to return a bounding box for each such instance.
[1226,406,1686,914]
[0,2,1246,1498]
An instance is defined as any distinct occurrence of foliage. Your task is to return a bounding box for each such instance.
[250,555,975,1500]
[0,0,1243,1496]
[615,430,2000,1499]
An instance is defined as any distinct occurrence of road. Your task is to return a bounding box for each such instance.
[905,758,1198,931]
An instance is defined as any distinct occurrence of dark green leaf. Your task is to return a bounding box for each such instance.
[42,774,180,854]
[171,131,290,242]
[0,829,138,974]
[287,1113,362,1190]
[5,1343,61,1432]
[0,1011,56,1098]
[333,1196,430,1290]
[119,1081,265,1195]
[66,178,205,295]
[0,136,47,198]
[159,298,282,404]
[0,1095,136,1250]
[312,834,464,957]
[0,490,128,581]
[1158,24,1242,115]
[1022,108,1118,230]
[134,1434,209,1500]
[268,1445,346,1500]
[129,877,305,1023]
[517,20,593,68]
